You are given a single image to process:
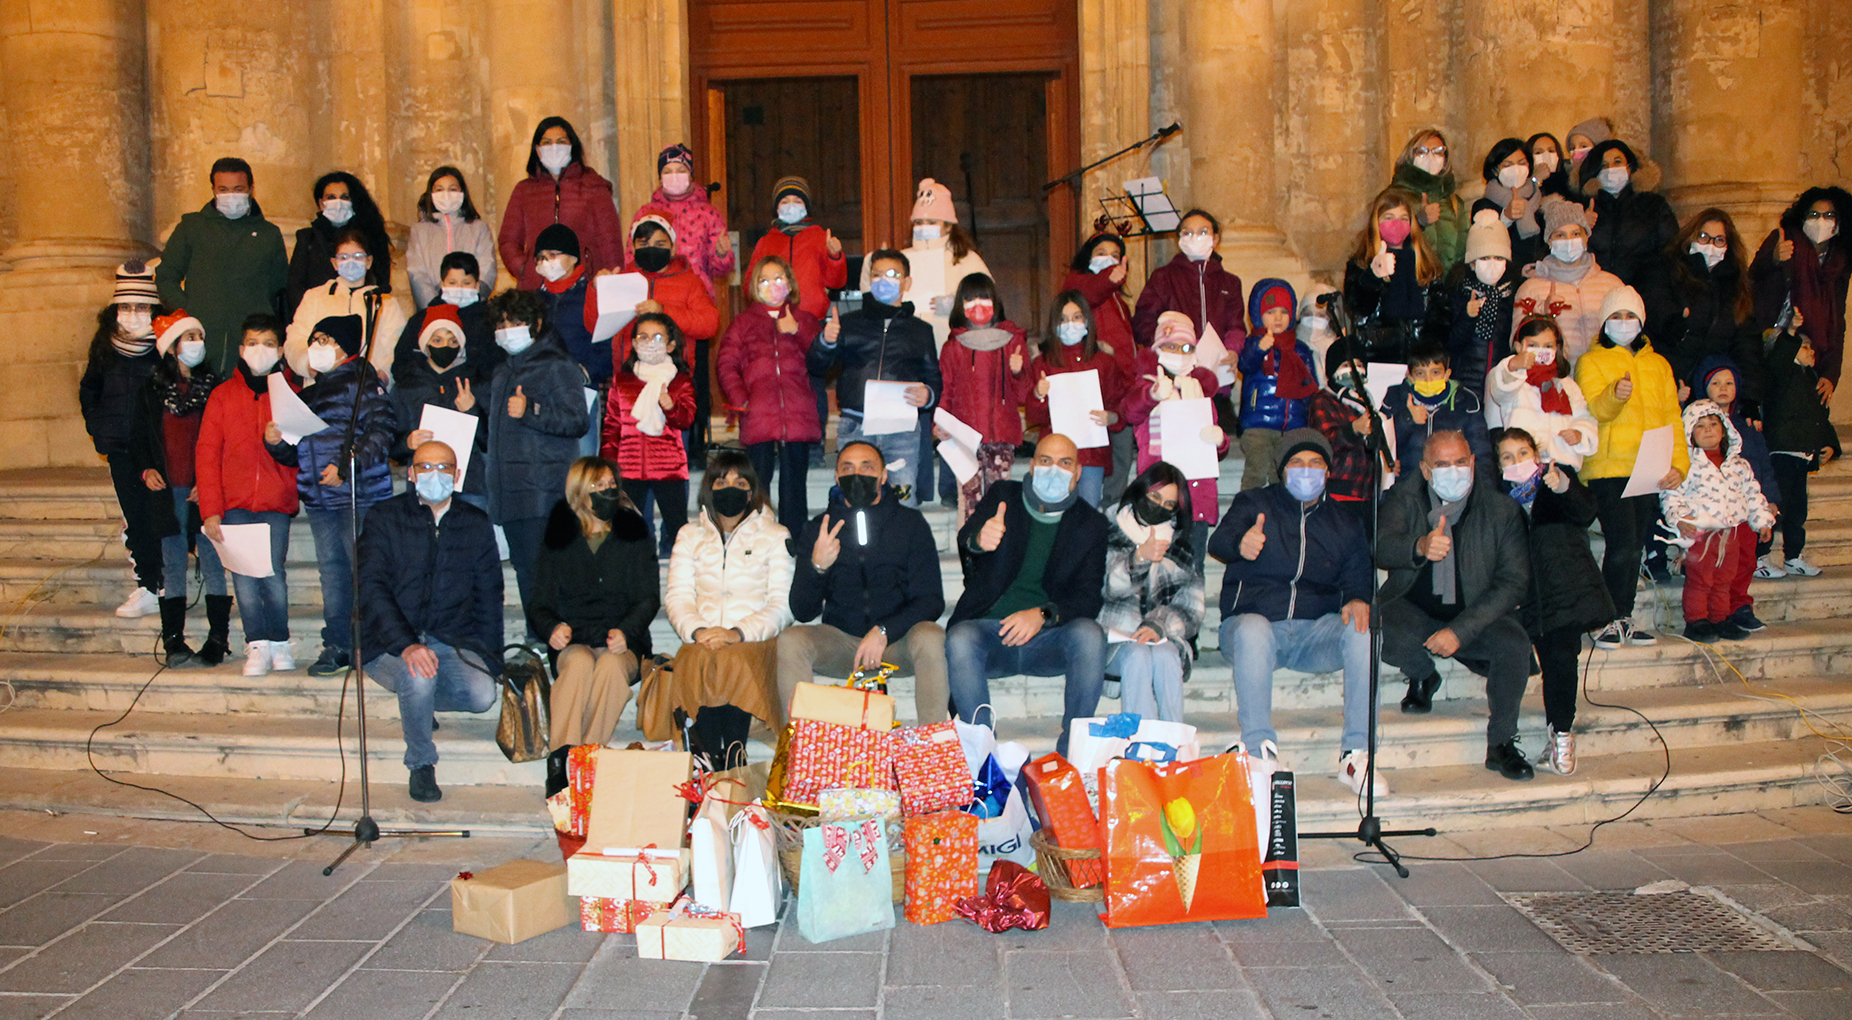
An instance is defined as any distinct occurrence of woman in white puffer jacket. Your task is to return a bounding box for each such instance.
[640,449,795,758]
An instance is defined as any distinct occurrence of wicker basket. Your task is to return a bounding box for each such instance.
[768,808,906,904]
[1029,830,1105,903]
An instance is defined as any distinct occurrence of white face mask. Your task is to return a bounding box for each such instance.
[441,286,478,308]
[431,190,464,215]
[536,258,570,283]
[322,198,353,226]
[1804,219,1838,246]
[117,307,153,338]
[307,344,340,374]
[1088,254,1119,274]
[537,142,572,174]
[241,345,279,375]
[1532,151,1560,175]
[215,193,250,219]
[1690,241,1726,268]
[1550,238,1586,263]
[1525,345,1556,366]
[777,200,806,224]
[1604,318,1642,344]
[1473,258,1508,285]
[1304,314,1330,334]
[177,338,206,367]
[1497,164,1529,189]
[912,223,941,243]
[1156,350,1193,375]
[1178,234,1215,261]
[1413,153,1446,176]
[495,325,534,354]
[1598,166,1630,194]
[635,338,670,365]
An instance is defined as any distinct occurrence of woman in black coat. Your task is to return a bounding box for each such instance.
[285,171,393,319]
[1495,427,1614,779]
[1580,140,1679,289]
[1637,209,1766,407]
[78,267,167,617]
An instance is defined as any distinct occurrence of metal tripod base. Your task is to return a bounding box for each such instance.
[1303,818,1439,879]
[314,816,472,876]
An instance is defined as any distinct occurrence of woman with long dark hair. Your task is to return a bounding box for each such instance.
[285,171,392,318]
[498,117,625,289]
[1098,462,1202,723]
[1752,185,1852,402]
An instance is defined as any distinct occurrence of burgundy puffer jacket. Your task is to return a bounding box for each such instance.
[1130,253,1247,347]
[602,368,697,482]
[717,301,823,445]
[497,164,626,289]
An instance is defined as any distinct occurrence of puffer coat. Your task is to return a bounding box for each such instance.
[663,507,795,642]
[603,366,696,481]
[1660,400,1775,533]
[498,163,626,289]
[1574,335,1690,483]
[717,301,823,445]
[484,330,588,524]
[294,357,397,513]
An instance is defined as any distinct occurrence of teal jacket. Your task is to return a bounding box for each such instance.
[156,200,288,374]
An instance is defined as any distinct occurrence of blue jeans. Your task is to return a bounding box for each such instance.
[1108,640,1183,722]
[946,618,1107,756]
[307,505,370,656]
[161,487,226,598]
[1220,612,1371,754]
[837,412,920,507]
[366,638,497,770]
[222,508,290,643]
[1077,466,1105,508]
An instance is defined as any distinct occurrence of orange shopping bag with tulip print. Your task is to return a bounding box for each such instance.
[1099,753,1266,927]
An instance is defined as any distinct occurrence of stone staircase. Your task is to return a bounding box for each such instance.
[1,452,1850,840]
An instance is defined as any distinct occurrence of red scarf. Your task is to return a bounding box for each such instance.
[542,262,586,295]
[1526,364,1571,415]
[1265,335,1316,400]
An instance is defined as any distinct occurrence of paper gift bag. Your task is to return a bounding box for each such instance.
[579,897,664,933]
[690,788,734,912]
[567,848,691,900]
[637,905,746,961]
[790,681,896,730]
[796,816,895,944]
[581,748,694,853]
[903,811,979,925]
[892,721,976,817]
[781,719,895,807]
[1263,770,1300,908]
[1022,753,1104,888]
[451,860,576,944]
[729,804,783,929]
[1099,755,1266,928]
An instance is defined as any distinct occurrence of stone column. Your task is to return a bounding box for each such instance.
[330,0,410,231]
[610,0,691,217]
[0,0,152,268]
[486,0,584,233]
[1377,2,1451,162]
[1078,0,1151,284]
[1282,0,1380,275]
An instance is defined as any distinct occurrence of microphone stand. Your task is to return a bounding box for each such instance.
[1302,328,1437,878]
[1040,123,1182,193]
[315,309,470,874]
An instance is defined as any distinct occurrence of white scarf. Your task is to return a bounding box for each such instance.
[1114,504,1175,547]
[631,359,679,436]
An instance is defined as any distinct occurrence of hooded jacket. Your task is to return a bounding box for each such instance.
[1305,353,1379,501]
[294,357,398,513]
[529,498,660,655]
[1763,332,1843,459]
[1377,469,1530,647]
[582,254,721,367]
[749,224,847,320]
[155,200,289,373]
[1131,252,1246,353]
[1574,334,1690,483]
[1208,483,1372,621]
[1237,279,1315,432]
[358,490,502,669]
[1511,257,1626,363]
[1486,355,1600,469]
[1639,251,1765,399]
[194,368,303,519]
[717,300,824,445]
[484,329,588,523]
[498,163,626,289]
[634,190,735,293]
[1660,400,1775,532]
[286,214,393,320]
[1502,464,1614,636]
[1692,355,1780,505]
[1580,143,1679,288]
[806,299,941,414]
[1393,162,1472,270]
[664,506,795,642]
[940,321,1032,446]
[788,487,945,639]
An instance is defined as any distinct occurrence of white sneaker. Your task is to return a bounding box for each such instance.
[243,641,271,677]
[1338,749,1389,797]
[115,587,159,618]
[270,641,296,671]
[1784,556,1823,577]
[1537,725,1577,776]
[1754,557,1788,579]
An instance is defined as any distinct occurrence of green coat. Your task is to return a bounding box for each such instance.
[1392,163,1470,273]
[155,200,288,374]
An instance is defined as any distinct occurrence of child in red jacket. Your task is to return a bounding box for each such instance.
[1026,289,1124,507]
[603,313,697,557]
[717,255,823,534]
[936,273,1030,525]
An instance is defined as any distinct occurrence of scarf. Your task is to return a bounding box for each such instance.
[1426,486,1469,605]
[1263,337,1316,400]
[1532,251,1596,285]
[631,359,679,436]
[159,368,220,418]
[1468,277,1511,373]
[955,326,1014,352]
[1524,363,1572,415]
[1024,481,1076,519]
[1789,235,1848,374]
[111,331,153,358]
[1481,178,1541,238]
[1112,504,1175,548]
[236,361,272,398]
[542,262,585,295]
[1505,471,1540,509]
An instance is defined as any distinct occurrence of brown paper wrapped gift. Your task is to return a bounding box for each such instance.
[789,681,895,731]
[567,848,692,900]
[451,860,576,944]
[581,748,694,853]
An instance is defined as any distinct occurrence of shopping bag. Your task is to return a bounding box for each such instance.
[689,789,734,912]
[781,719,896,808]
[796,816,896,943]
[818,788,903,853]
[953,709,999,777]
[1263,770,1300,908]
[966,756,1012,819]
[728,804,783,929]
[1021,753,1104,888]
[1068,714,1200,773]
[892,721,976,816]
[1227,742,1275,854]
[1099,754,1266,927]
[495,645,551,763]
[974,784,1037,874]
[903,811,980,925]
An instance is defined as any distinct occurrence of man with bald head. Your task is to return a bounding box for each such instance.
[1378,430,1535,781]
[359,440,504,802]
[946,434,1109,755]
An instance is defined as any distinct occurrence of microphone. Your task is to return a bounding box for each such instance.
[1156,123,1182,138]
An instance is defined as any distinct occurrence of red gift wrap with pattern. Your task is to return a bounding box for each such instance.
[1022,753,1105,887]
[579,897,663,933]
[892,721,976,816]
[566,745,601,837]
[903,811,980,924]
[782,719,896,806]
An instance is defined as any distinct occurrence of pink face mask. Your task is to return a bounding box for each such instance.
[758,277,790,306]
[661,171,692,196]
[1379,218,1412,246]
[963,299,995,326]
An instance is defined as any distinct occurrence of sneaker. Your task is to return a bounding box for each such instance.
[409,765,443,803]
[1486,740,1536,781]
[307,649,351,678]
[1538,726,1577,776]
[270,641,296,672]
[115,587,159,618]
[243,640,271,677]
[1727,606,1767,633]
[1714,621,1751,642]
[1627,622,1659,646]
[1784,556,1823,577]
[1592,621,1627,650]
[1337,749,1389,797]
[1754,557,1788,579]
[1684,620,1719,643]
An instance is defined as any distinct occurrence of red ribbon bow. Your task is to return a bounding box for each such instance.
[456,871,473,881]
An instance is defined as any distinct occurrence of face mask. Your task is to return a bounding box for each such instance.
[1304,314,1330,334]
[1089,254,1118,274]
[1284,466,1327,502]
[322,198,353,226]
[838,472,879,508]
[1334,369,1363,391]
[758,277,790,306]
[661,171,692,196]
[1412,377,1448,398]
[777,201,806,224]
[1473,258,1508,286]
[1532,151,1559,175]
[1498,164,1529,190]
[869,277,902,305]
[588,488,622,522]
[1378,219,1411,246]
[427,345,459,369]
[1502,460,1540,484]
[117,308,153,338]
[1430,464,1473,502]
[215,193,250,219]
[1598,166,1630,194]
[536,258,569,283]
[495,325,533,354]
[1570,146,1591,164]
[538,142,572,173]
[963,300,994,326]
[1056,321,1088,347]
[1031,464,1074,503]
[912,223,942,244]
[634,246,672,273]
[1550,238,1586,263]
[1804,219,1837,246]
[711,486,751,518]
[635,338,669,365]
[1604,318,1642,344]
[1133,495,1171,526]
[1526,345,1557,366]
[241,345,279,375]
[440,286,478,308]
[415,469,455,504]
[1690,241,1725,268]
[177,338,206,367]
[1413,153,1446,176]
[335,258,368,284]
[432,191,464,215]
[1178,234,1215,261]
[1156,351,1192,376]
[307,344,341,374]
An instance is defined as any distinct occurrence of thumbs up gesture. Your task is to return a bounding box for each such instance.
[823,306,841,343]
[825,228,842,256]
[1239,513,1268,561]
[1467,292,1484,318]
[1371,240,1395,279]
[1614,371,1633,401]
[1417,515,1452,562]
[977,502,1009,552]
[1778,227,1794,263]
[777,307,798,334]
[1009,348,1025,374]
[507,384,527,418]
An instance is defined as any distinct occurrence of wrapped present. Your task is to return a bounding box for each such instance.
[546,789,572,833]
[579,897,666,933]
[451,860,576,944]
[566,745,601,837]
[903,810,979,925]
[790,681,895,730]
[581,748,694,853]
[892,721,976,817]
[637,904,746,961]
[567,848,691,900]
[781,719,895,808]
[1022,753,1104,888]
[818,787,902,848]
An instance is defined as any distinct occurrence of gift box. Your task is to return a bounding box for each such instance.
[892,721,976,816]
[790,681,895,730]
[903,811,980,925]
[566,745,601,837]
[451,860,576,944]
[579,897,666,933]
[637,907,746,961]
[581,747,694,853]
[1022,753,1104,888]
[567,848,691,900]
[781,719,896,807]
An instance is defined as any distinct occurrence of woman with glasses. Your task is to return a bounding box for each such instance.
[284,229,408,380]
[1390,129,1471,272]
[1753,187,1852,403]
[1637,209,1764,399]
[285,171,392,319]
[1098,462,1203,723]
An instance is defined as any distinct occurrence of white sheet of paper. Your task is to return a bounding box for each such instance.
[860,380,918,436]
[266,373,328,445]
[1123,176,1181,233]
[937,439,979,485]
[1106,628,1136,644]
[210,522,274,578]
[1196,323,1237,388]
[1155,397,1218,480]
[1623,424,1676,498]
[933,408,983,453]
[591,273,650,342]
[1047,370,1110,449]
[418,405,479,490]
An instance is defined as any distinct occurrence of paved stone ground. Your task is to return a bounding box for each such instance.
[0,806,1849,1020]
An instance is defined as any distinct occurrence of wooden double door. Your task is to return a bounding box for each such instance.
[691,0,1081,337]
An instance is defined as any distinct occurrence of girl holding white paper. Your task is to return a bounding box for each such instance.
[1026,291,1124,507]
[1099,463,1203,722]
[936,273,1030,525]
[1121,311,1230,574]
[603,313,697,558]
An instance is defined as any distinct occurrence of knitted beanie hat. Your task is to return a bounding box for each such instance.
[1541,196,1590,239]
[534,222,581,260]
[910,179,957,224]
[1464,218,1512,263]
[114,260,160,305]
[1278,428,1333,473]
[313,314,365,357]
[1598,285,1646,323]
[774,175,811,204]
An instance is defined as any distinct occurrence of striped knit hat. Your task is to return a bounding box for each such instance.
[774,176,811,204]
[114,260,160,305]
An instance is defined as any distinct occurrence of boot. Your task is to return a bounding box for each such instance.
[196,595,233,666]
[546,746,573,799]
[692,705,754,769]
[1399,672,1442,714]
[158,597,195,667]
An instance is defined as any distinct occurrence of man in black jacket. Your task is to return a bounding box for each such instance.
[778,441,948,726]
[945,435,1108,755]
[1377,430,1535,781]
[1209,430,1379,795]
[807,249,941,506]
[360,440,504,803]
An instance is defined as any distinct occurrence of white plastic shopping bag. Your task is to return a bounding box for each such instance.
[728,804,782,929]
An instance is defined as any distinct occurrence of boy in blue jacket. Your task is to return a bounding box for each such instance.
[1381,341,1492,477]
[1236,279,1318,491]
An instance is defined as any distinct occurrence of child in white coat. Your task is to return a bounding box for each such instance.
[1660,399,1774,643]
[1487,316,1599,469]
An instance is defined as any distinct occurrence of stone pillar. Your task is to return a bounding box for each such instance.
[1377,2,1451,161]
[0,0,152,268]
[330,0,410,228]
[1282,0,1380,275]
[486,0,584,238]
[1078,0,1151,286]
[401,0,491,224]
[610,0,691,217]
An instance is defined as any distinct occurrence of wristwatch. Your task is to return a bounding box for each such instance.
[1039,605,1057,625]
[876,624,888,637]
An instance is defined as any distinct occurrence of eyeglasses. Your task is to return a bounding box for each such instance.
[1693,232,1728,246]
[873,269,905,280]
[1414,145,1447,157]
[412,462,455,473]
[1806,210,1839,221]
[335,253,368,264]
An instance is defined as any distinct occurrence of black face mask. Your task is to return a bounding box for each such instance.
[711,486,750,518]
[588,489,622,522]
[634,246,672,273]
[1133,495,1172,527]
[838,473,880,508]
[427,345,459,369]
